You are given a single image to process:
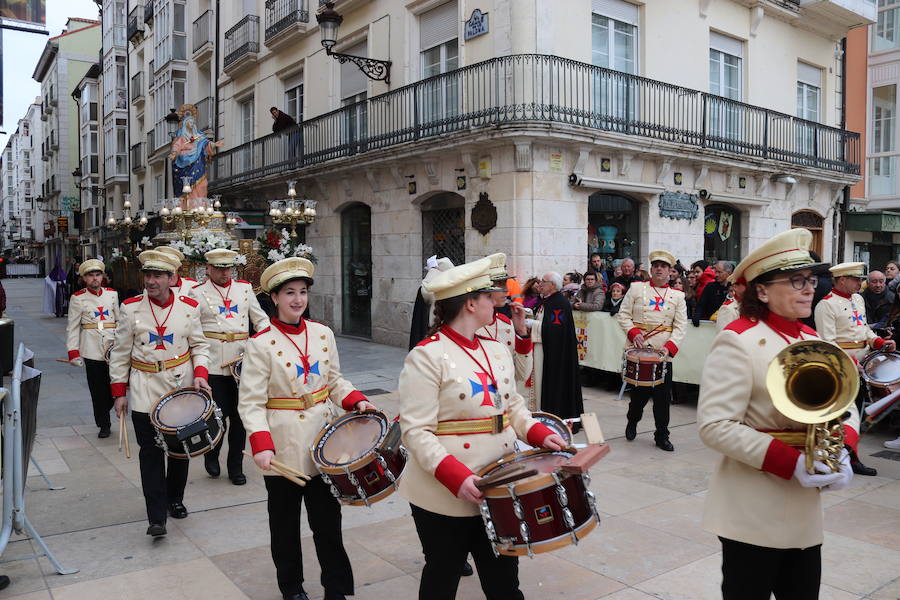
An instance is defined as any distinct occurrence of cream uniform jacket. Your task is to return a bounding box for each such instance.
[189,279,270,376]
[814,290,885,362]
[616,282,688,356]
[108,293,211,413]
[238,319,366,477]
[698,314,861,549]
[66,287,119,361]
[715,299,741,333]
[475,313,533,387]
[398,327,553,517]
[171,276,198,296]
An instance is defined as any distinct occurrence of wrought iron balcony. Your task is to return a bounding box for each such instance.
[131,71,144,103]
[224,15,260,71]
[195,96,213,133]
[210,54,861,190]
[127,3,144,41]
[131,143,144,172]
[193,9,214,56]
[144,0,154,25]
[265,0,309,46]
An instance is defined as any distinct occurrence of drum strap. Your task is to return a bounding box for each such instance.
[131,349,192,373]
[266,387,329,410]
[82,323,117,329]
[836,341,866,349]
[203,331,250,342]
[435,413,509,436]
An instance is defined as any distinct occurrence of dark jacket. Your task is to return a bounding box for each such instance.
[272,111,298,133]
[695,280,728,324]
[803,273,833,330]
[862,287,895,332]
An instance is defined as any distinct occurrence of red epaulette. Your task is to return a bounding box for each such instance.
[73,289,86,296]
[800,324,818,336]
[192,281,204,289]
[236,280,251,284]
[416,334,441,347]
[721,299,733,306]
[725,317,759,334]
[821,293,833,300]
[104,287,116,292]
[179,295,199,307]
[495,313,512,325]
[252,327,271,338]
[123,296,142,305]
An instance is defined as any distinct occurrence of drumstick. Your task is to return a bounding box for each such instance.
[271,464,308,487]
[241,451,311,480]
[117,411,132,459]
[475,466,538,490]
[56,359,74,364]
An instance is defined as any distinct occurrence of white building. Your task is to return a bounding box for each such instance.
[1,101,45,260]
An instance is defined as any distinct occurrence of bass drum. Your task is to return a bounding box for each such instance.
[860,351,900,388]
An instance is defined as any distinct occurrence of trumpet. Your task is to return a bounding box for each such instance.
[765,340,858,474]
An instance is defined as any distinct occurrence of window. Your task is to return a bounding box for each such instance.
[239,98,254,171]
[874,0,900,51]
[871,156,896,196]
[797,62,822,156]
[591,2,638,129]
[342,41,368,151]
[709,32,743,146]
[420,2,458,129]
[873,85,896,153]
[173,2,186,61]
[155,175,164,207]
[283,73,303,122]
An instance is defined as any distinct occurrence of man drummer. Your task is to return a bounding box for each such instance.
[66,258,119,438]
[617,250,687,451]
[814,262,895,476]
[109,249,211,537]
[189,248,269,484]
[156,246,198,293]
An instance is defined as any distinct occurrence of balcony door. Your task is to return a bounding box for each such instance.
[709,32,743,149]
[591,1,638,130]
[239,97,254,172]
[342,42,368,154]
[419,1,458,133]
[341,203,372,338]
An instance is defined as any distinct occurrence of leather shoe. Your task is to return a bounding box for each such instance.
[98,426,111,439]
[625,421,637,441]
[168,502,188,519]
[323,593,346,600]
[851,460,877,476]
[229,473,247,486]
[655,438,675,452]
[282,593,310,600]
[204,454,220,478]
[0,574,10,590]
[146,523,167,537]
[461,560,473,576]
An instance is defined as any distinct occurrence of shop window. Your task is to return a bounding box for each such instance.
[703,203,741,263]
[587,192,639,271]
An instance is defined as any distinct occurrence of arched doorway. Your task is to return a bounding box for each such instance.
[587,193,640,270]
[791,210,824,258]
[421,192,465,266]
[703,203,742,263]
[341,203,372,337]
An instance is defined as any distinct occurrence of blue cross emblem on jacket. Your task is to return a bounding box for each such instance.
[219,300,239,318]
[149,329,174,350]
[296,361,321,378]
[469,373,498,407]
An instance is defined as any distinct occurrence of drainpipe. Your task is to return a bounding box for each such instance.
[836,36,849,263]
[214,0,220,144]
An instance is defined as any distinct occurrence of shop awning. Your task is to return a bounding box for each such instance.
[846,211,900,233]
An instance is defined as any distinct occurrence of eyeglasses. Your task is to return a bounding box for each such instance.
[766,274,819,290]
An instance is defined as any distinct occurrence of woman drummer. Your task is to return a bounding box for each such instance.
[238,257,376,600]
[698,228,858,599]
[398,257,566,599]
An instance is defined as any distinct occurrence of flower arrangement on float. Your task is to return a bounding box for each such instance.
[169,230,245,264]
[257,228,317,264]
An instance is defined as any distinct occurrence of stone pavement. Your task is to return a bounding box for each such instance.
[0,278,898,600]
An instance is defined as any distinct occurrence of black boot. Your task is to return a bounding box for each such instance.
[654,434,674,452]
[204,453,220,478]
[625,421,637,441]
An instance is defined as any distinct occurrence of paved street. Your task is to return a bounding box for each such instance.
[0,277,898,600]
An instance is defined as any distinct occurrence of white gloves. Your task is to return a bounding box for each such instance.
[793,453,843,489]
[820,450,853,493]
[524,318,537,330]
[70,357,84,367]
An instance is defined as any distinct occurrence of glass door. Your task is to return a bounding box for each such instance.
[341,204,372,337]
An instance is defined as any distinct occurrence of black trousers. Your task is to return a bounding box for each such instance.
[264,475,353,597]
[84,358,114,429]
[720,537,821,600]
[207,374,245,475]
[410,504,523,600]
[131,411,190,524]
[627,362,673,438]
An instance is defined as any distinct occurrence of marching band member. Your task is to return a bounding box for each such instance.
[698,229,857,599]
[814,262,894,477]
[66,258,118,438]
[155,246,198,293]
[715,276,745,333]
[108,250,211,537]
[239,257,375,600]
[189,249,269,484]
[398,257,565,600]
[617,250,687,451]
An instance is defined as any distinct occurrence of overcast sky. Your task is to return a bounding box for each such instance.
[1,0,101,149]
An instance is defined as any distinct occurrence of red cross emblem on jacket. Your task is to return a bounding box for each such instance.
[469,372,498,407]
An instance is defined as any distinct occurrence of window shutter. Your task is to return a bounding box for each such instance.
[420,1,458,50]
[797,62,822,87]
[341,41,368,98]
[710,31,743,58]
[591,0,638,25]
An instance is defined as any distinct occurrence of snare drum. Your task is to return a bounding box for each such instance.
[622,348,666,387]
[530,412,573,446]
[149,388,223,459]
[221,355,243,383]
[861,351,900,388]
[477,449,599,557]
[310,411,407,507]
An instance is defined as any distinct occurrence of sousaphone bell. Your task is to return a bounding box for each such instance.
[765,339,857,474]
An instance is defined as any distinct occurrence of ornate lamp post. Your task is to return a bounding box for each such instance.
[159,179,238,240]
[316,2,392,84]
[106,194,148,256]
[269,180,317,238]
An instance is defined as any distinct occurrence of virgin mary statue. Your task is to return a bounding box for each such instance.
[168,104,223,207]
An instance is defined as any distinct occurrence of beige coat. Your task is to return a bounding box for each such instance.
[188,279,269,376]
[66,287,119,361]
[714,299,741,333]
[238,319,365,477]
[475,312,533,388]
[616,282,688,356]
[398,328,551,517]
[814,290,884,362]
[698,315,860,549]
[108,293,210,413]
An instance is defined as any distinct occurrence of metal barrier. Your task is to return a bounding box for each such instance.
[0,343,77,574]
[3,264,40,278]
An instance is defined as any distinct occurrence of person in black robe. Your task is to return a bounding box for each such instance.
[533,272,584,422]
[408,287,431,350]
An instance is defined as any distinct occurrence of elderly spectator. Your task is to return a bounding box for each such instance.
[694,260,733,325]
[862,270,895,334]
[574,272,605,312]
[604,282,626,315]
[613,258,641,289]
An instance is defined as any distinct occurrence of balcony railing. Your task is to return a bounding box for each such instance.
[211,54,861,189]
[224,15,259,68]
[196,96,213,133]
[131,143,144,172]
[131,71,144,102]
[193,9,214,53]
[265,0,308,40]
[127,2,144,41]
[144,0,154,25]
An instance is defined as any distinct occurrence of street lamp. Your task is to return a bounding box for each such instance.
[316,2,392,84]
[164,107,181,200]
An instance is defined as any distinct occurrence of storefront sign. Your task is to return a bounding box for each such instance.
[464,9,489,40]
[658,192,699,221]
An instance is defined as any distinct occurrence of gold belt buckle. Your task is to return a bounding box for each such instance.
[155,360,165,372]
[491,414,504,434]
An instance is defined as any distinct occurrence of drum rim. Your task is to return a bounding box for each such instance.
[311,410,389,470]
[149,386,215,432]
[860,352,900,387]
[477,448,576,497]
[530,411,573,445]
[493,516,598,556]
[624,347,666,363]
[340,481,401,506]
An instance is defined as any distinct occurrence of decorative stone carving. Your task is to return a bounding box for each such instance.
[471,192,498,235]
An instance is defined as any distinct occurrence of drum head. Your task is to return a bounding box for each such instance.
[531,412,573,445]
[488,450,574,485]
[319,413,387,466]
[862,352,900,386]
[154,389,210,428]
[625,348,664,363]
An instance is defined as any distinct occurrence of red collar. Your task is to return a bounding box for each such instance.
[148,292,174,308]
[650,281,669,288]
[830,288,852,299]
[211,278,232,289]
[87,286,103,297]
[272,318,306,335]
[440,325,479,350]
[764,312,803,338]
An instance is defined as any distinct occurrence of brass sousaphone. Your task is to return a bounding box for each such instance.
[765,339,858,474]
